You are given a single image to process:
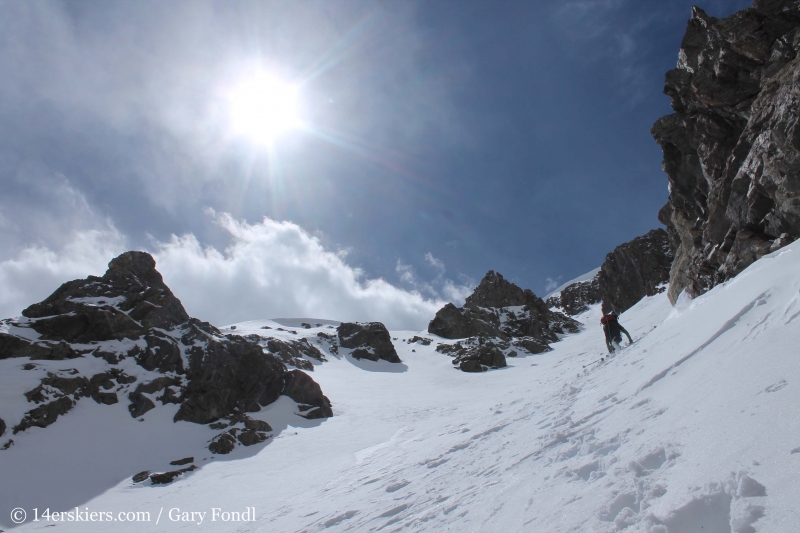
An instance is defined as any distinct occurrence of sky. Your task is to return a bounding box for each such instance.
[0,0,754,328]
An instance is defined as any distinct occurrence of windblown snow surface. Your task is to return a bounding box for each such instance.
[3,243,800,532]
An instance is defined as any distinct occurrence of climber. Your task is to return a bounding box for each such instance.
[600,304,632,353]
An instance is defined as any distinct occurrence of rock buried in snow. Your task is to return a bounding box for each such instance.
[150,465,197,485]
[237,430,269,446]
[452,344,507,372]
[169,457,194,466]
[0,417,5,437]
[209,433,237,455]
[13,397,75,434]
[337,322,401,363]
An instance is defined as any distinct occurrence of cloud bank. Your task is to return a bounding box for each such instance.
[0,212,470,330]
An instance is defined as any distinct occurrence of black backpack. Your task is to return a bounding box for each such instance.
[604,315,622,342]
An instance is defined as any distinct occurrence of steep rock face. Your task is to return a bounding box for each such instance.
[337,322,401,363]
[428,271,580,371]
[598,229,674,313]
[652,1,800,303]
[548,276,602,316]
[464,270,530,308]
[0,251,332,456]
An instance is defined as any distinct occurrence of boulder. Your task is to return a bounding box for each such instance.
[337,322,401,363]
[237,430,268,446]
[0,418,5,437]
[282,370,333,419]
[652,3,800,302]
[132,471,150,483]
[209,433,237,455]
[169,457,194,466]
[150,465,196,485]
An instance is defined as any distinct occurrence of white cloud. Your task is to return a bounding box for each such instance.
[0,212,474,330]
[0,228,127,320]
[396,260,416,284]
[424,252,445,273]
[152,213,452,329]
[545,276,563,293]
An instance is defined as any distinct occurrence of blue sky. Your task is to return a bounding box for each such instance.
[0,0,753,327]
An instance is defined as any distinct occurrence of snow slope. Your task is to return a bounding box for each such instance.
[3,242,800,532]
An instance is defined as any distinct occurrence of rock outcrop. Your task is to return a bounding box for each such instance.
[546,230,673,315]
[429,271,580,370]
[0,251,332,457]
[430,271,579,341]
[547,276,602,316]
[337,322,401,363]
[598,229,674,313]
[652,1,800,303]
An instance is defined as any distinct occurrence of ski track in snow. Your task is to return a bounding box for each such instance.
[2,243,800,532]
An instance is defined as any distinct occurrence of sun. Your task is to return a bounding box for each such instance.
[228,73,301,145]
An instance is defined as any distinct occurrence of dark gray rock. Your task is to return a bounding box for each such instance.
[92,392,118,405]
[265,337,325,371]
[652,2,800,303]
[243,417,272,432]
[209,432,237,455]
[237,430,268,446]
[23,251,190,335]
[459,360,484,372]
[427,303,498,340]
[175,329,286,424]
[130,330,184,374]
[512,337,551,354]
[169,457,194,466]
[132,471,150,483]
[464,270,529,308]
[282,369,333,419]
[559,276,602,316]
[598,229,674,313]
[13,397,74,433]
[0,418,5,437]
[407,336,433,345]
[428,271,579,356]
[337,322,401,363]
[1,250,333,460]
[150,465,196,485]
[128,377,181,418]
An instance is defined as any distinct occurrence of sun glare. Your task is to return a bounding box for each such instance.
[229,73,301,145]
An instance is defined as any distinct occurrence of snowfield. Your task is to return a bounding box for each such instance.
[2,242,800,532]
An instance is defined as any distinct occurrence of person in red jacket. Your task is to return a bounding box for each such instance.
[600,305,632,353]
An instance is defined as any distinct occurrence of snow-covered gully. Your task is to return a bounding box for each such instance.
[3,243,799,532]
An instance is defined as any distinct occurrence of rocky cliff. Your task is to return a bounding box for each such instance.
[652,0,800,303]
[428,271,580,371]
[598,229,674,313]
[0,252,333,470]
[547,229,673,315]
